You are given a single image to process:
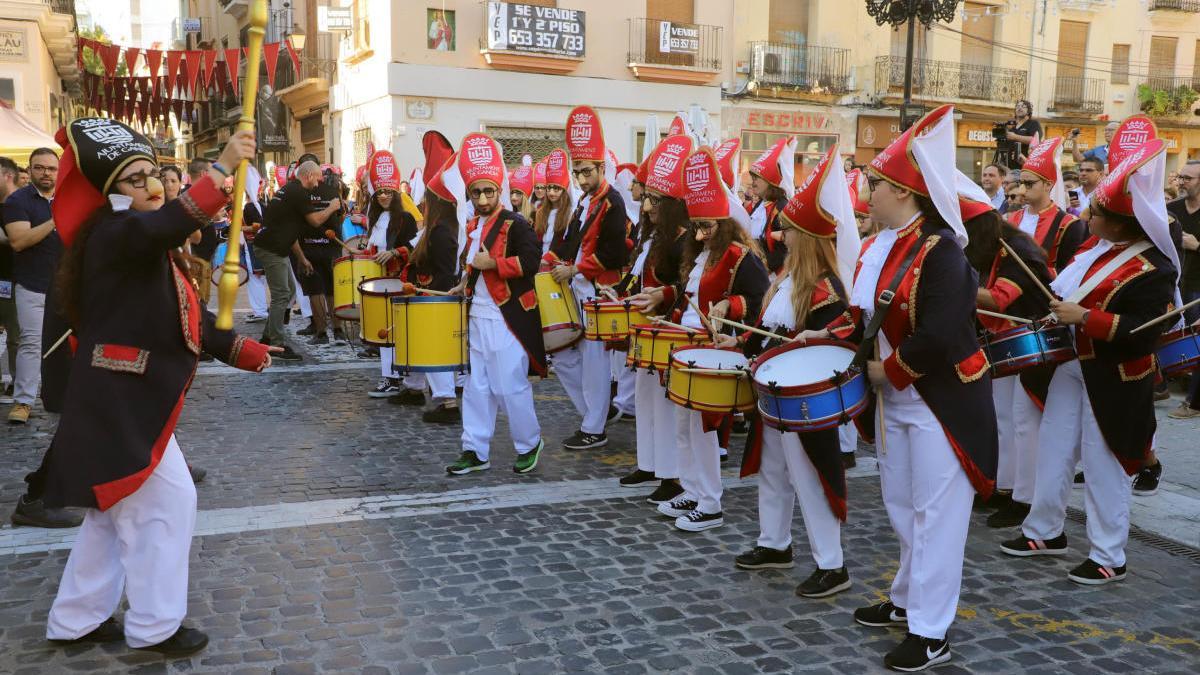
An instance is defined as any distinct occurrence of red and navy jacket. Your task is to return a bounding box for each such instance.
[402,216,459,292]
[544,181,628,288]
[828,217,998,498]
[43,179,271,511]
[1068,240,1176,474]
[463,209,547,376]
[751,197,788,274]
[615,229,686,296]
[661,242,770,326]
[1005,202,1087,274]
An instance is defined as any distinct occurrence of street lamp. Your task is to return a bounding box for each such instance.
[286,26,306,53]
[866,0,961,130]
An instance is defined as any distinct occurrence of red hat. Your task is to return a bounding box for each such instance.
[1108,115,1158,169]
[713,138,741,189]
[683,148,730,220]
[750,136,796,196]
[868,103,954,197]
[1021,137,1062,184]
[566,105,605,162]
[617,162,638,178]
[510,162,534,195]
[53,118,155,248]
[368,150,400,192]
[458,132,505,189]
[422,130,454,182]
[635,156,650,185]
[275,164,289,187]
[667,115,688,136]
[781,145,840,238]
[545,148,570,189]
[644,134,693,200]
[425,151,458,203]
[845,168,869,216]
[534,160,547,187]
[1093,138,1165,218]
[355,165,367,184]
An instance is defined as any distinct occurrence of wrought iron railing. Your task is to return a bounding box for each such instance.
[1149,0,1200,11]
[627,18,722,71]
[275,33,335,90]
[1141,75,1200,92]
[875,56,1028,103]
[749,42,853,94]
[45,0,75,15]
[1048,76,1106,113]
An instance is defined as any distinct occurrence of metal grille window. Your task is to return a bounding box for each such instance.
[353,128,372,169]
[1112,44,1130,85]
[740,131,838,188]
[486,126,566,163]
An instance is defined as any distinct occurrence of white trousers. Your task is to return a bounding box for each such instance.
[47,436,196,647]
[246,272,269,318]
[992,376,1043,500]
[675,406,722,514]
[1023,360,1132,567]
[877,394,975,640]
[839,424,858,455]
[634,369,680,478]
[399,366,456,400]
[612,350,636,415]
[757,429,844,569]
[461,315,541,460]
[553,339,612,434]
[13,285,44,405]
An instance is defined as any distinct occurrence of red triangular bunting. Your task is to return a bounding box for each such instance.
[263,41,280,89]
[202,49,218,89]
[284,39,301,77]
[184,50,203,94]
[100,43,121,78]
[224,48,241,97]
[124,47,141,74]
[165,50,183,95]
[214,61,229,97]
[146,49,162,80]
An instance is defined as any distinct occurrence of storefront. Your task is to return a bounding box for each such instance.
[722,104,856,189]
[855,114,903,166]
[955,120,1001,181]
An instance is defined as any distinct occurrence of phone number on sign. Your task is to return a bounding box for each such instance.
[505,29,583,54]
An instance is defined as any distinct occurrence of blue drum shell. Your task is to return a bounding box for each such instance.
[757,369,869,432]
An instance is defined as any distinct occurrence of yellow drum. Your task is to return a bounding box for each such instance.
[582,299,647,342]
[358,278,409,346]
[627,324,710,371]
[535,271,582,353]
[389,296,469,373]
[665,346,756,413]
[333,254,384,321]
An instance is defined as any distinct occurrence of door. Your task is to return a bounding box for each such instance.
[1055,20,1089,105]
[645,0,694,66]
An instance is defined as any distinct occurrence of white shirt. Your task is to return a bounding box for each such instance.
[368,211,390,251]
[679,250,710,329]
[466,219,503,320]
[850,212,920,318]
[541,208,557,255]
[749,201,768,239]
[1017,207,1039,237]
[571,194,595,301]
[761,276,796,331]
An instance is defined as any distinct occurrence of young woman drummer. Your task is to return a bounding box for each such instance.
[532,149,572,256]
[747,137,795,275]
[509,160,535,221]
[720,147,859,599]
[632,148,769,532]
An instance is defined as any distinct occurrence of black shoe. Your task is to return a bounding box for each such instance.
[1073,471,1085,489]
[731,415,749,436]
[842,453,857,469]
[562,430,607,451]
[133,626,209,657]
[796,567,852,598]
[422,402,461,424]
[854,601,907,627]
[999,532,1068,557]
[606,405,621,424]
[734,545,794,570]
[985,500,1030,529]
[389,388,425,406]
[1067,558,1127,585]
[619,469,657,488]
[198,351,215,362]
[983,489,1012,511]
[273,346,303,362]
[331,328,350,344]
[646,480,684,504]
[675,509,723,531]
[884,632,951,672]
[188,464,207,484]
[357,347,379,359]
[618,412,637,423]
[297,322,317,336]
[11,496,83,528]
[656,496,698,518]
[1133,461,1161,496]
[309,332,330,345]
[446,451,490,475]
[49,617,124,645]
[455,386,464,397]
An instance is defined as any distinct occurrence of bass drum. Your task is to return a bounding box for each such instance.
[534,272,582,353]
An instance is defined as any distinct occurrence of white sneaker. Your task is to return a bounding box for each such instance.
[368,379,402,398]
[657,496,697,519]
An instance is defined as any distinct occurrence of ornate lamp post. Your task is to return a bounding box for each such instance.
[866,0,961,130]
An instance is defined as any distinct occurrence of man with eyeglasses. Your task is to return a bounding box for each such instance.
[2,148,61,424]
[1166,160,1200,421]
[1071,157,1104,216]
[1005,138,1087,274]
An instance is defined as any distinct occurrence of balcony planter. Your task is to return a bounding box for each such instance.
[1137,83,1199,117]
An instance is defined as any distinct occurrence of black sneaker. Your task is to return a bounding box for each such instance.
[884,632,950,672]
[274,346,303,362]
[854,601,907,627]
[446,451,490,475]
[49,617,124,645]
[1067,558,1127,585]
[619,469,657,488]
[369,379,402,398]
[719,451,729,465]
[983,489,1012,511]
[562,430,607,451]
[133,626,209,658]
[1073,471,1085,489]
[198,351,215,362]
[656,496,698,518]
[647,480,684,504]
[796,567,852,598]
[731,414,749,436]
[842,453,857,469]
[734,545,794,570]
[675,509,723,532]
[389,388,425,406]
[297,322,317,336]
[1000,532,1068,557]
[1133,461,1161,496]
[606,405,621,424]
[618,412,637,423]
[309,332,329,345]
[11,496,83,528]
[985,500,1031,529]
[422,402,461,424]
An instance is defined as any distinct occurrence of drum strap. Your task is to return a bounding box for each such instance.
[1039,209,1067,255]
[851,234,927,370]
[1063,240,1153,304]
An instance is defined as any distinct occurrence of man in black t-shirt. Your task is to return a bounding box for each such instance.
[1167,160,1200,419]
[1000,100,1042,171]
[297,166,348,344]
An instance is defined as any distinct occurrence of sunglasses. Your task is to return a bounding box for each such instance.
[116,169,162,189]
[1006,194,1020,200]
[469,186,498,199]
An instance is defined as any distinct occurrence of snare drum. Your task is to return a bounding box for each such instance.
[751,339,868,432]
[389,296,469,373]
[333,254,384,321]
[535,272,582,353]
[981,323,1075,378]
[665,347,756,413]
[343,234,371,252]
[627,324,709,371]
[209,242,249,287]
[358,278,410,346]
[1157,325,1200,377]
[582,299,647,342]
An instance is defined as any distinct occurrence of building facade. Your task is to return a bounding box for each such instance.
[0,0,80,136]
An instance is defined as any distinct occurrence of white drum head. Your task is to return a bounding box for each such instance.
[360,278,409,294]
[755,345,854,386]
[673,348,748,370]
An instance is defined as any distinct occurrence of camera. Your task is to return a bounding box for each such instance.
[991,122,1009,141]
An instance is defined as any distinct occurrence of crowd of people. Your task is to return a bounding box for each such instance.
[1,101,1196,670]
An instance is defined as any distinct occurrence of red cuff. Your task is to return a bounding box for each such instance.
[883,348,921,391]
[727,295,747,321]
[989,278,1023,312]
[229,335,271,372]
[577,254,605,281]
[1081,309,1118,342]
[179,175,227,220]
[827,307,860,339]
[660,286,677,307]
[495,255,523,279]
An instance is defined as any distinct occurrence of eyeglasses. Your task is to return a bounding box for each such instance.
[469,186,497,199]
[866,177,883,191]
[571,167,597,178]
[115,169,161,189]
[31,164,58,173]
[692,221,717,233]
[644,193,663,207]
[1018,179,1041,189]
[546,185,565,193]
[1178,175,1198,183]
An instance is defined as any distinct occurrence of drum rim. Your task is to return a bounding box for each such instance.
[358,276,411,295]
[630,323,704,339]
[668,345,750,371]
[388,295,464,305]
[582,299,643,313]
[1158,325,1200,342]
[335,253,383,263]
[750,338,860,394]
[666,388,756,412]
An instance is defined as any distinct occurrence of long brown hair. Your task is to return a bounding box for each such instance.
[680,218,762,280]
[647,195,689,284]
[410,193,455,272]
[533,189,571,241]
[762,229,840,328]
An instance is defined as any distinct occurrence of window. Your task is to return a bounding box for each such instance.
[1111,44,1130,85]
[486,126,566,164]
[1149,36,1178,90]
[0,78,14,109]
[960,2,995,69]
[740,131,837,189]
[769,0,808,44]
[1055,20,1088,81]
[353,127,372,170]
[634,131,669,163]
[353,0,371,52]
[889,24,927,60]
[1193,41,1200,88]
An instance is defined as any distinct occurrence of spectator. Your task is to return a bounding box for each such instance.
[1071,157,1103,217]
[1004,183,1024,212]
[160,165,183,202]
[1062,172,1082,217]
[1070,121,1120,167]
[186,159,219,263]
[295,154,348,344]
[0,157,20,404]
[1,147,61,424]
[15,166,28,189]
[1167,160,1200,419]
[980,163,1007,210]
[998,172,1019,214]
[1004,99,1042,167]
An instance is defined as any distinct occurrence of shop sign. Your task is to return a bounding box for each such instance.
[856,115,903,149]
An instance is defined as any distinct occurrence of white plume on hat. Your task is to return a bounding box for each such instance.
[908,110,968,247]
[409,168,425,206]
[779,137,797,199]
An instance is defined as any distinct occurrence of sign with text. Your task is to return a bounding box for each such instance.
[486,2,585,58]
[318,7,353,32]
[658,21,698,54]
[182,18,201,33]
[856,115,904,149]
[0,28,26,61]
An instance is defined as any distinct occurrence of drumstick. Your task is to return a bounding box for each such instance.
[1130,296,1200,334]
[650,317,701,333]
[710,316,788,341]
[677,367,749,377]
[599,286,620,302]
[324,230,358,255]
[999,239,1056,303]
[977,309,1034,325]
[42,329,73,359]
[411,286,452,297]
[687,296,716,337]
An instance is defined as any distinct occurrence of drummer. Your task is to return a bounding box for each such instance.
[747,137,796,274]
[618,134,694,507]
[534,150,572,257]
[632,148,769,532]
[545,106,629,452]
[721,146,859,599]
[509,159,535,221]
[1002,139,1178,586]
[531,160,548,213]
[1007,138,1088,275]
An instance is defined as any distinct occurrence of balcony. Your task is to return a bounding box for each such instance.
[1048,76,1105,114]
[2,0,81,92]
[874,56,1027,107]
[221,0,250,21]
[626,18,722,85]
[1148,0,1200,11]
[276,33,335,118]
[747,42,853,98]
[1136,76,1200,117]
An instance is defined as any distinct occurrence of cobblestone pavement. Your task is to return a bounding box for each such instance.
[1,311,1199,673]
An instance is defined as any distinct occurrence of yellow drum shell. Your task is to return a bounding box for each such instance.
[535,271,582,353]
[665,347,756,413]
[389,296,469,372]
[627,324,710,371]
[582,300,647,342]
[333,255,384,321]
[358,277,409,346]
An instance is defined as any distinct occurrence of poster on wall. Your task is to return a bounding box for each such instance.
[256,84,290,151]
[428,9,456,51]
[485,2,585,58]
[0,28,26,61]
[658,22,698,54]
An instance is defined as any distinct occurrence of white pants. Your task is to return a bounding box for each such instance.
[461,315,541,460]
[246,272,269,318]
[839,424,858,455]
[553,339,612,434]
[675,406,722,514]
[399,366,456,401]
[612,350,636,415]
[13,284,44,405]
[877,394,975,640]
[47,436,196,647]
[1023,360,1132,567]
[634,369,679,478]
[757,429,843,569]
[992,376,1042,501]
[289,265,312,318]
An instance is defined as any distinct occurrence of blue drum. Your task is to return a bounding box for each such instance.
[209,242,249,287]
[751,340,868,432]
[981,323,1075,378]
[1157,326,1200,377]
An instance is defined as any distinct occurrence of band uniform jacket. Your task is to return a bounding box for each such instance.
[752,197,788,274]
[545,181,628,288]
[403,216,459,292]
[1005,202,1087,274]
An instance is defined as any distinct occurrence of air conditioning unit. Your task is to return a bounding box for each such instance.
[752,44,796,86]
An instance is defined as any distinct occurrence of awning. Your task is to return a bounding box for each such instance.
[0,102,58,164]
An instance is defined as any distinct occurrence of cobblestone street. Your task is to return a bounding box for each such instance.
[2,314,1199,674]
